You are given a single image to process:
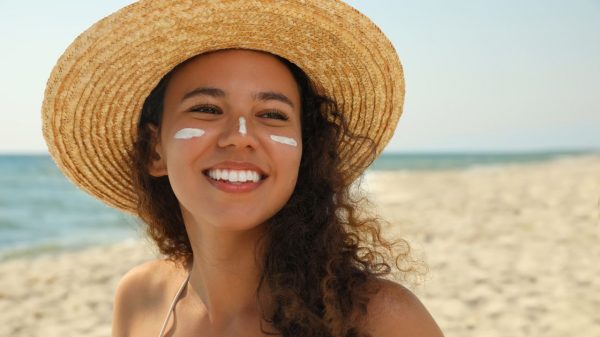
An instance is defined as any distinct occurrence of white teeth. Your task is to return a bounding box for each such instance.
[206,169,262,183]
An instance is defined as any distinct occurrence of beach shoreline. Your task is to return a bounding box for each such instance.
[2,154,599,337]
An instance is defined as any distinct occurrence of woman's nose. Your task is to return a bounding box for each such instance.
[217,115,260,149]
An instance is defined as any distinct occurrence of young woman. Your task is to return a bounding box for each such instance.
[42,1,444,336]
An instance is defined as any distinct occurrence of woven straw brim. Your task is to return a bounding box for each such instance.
[42,0,404,215]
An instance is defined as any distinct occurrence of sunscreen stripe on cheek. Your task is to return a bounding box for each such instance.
[270,135,298,147]
[174,128,205,139]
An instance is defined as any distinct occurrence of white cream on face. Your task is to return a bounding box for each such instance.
[270,135,298,147]
[174,128,205,139]
[239,117,247,135]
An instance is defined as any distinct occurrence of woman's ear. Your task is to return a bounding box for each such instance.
[147,124,168,177]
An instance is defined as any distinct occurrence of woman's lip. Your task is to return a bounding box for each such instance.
[204,174,264,193]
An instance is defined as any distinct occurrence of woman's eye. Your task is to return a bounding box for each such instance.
[189,105,221,114]
[259,110,289,121]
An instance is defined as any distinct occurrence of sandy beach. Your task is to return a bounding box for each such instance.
[1,154,599,337]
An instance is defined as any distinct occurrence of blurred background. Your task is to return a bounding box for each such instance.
[0,1,598,336]
[1,1,599,154]
[1,0,597,256]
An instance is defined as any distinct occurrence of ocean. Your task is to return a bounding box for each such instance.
[0,151,594,260]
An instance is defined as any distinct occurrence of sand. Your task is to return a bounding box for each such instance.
[1,154,599,337]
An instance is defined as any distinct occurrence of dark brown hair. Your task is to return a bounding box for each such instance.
[131,51,416,337]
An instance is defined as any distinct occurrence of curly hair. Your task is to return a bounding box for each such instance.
[130,51,416,337]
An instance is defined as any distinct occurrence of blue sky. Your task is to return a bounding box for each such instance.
[0,0,598,154]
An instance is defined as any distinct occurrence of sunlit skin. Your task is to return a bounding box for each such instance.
[144,49,302,333]
[149,49,302,233]
[113,50,443,337]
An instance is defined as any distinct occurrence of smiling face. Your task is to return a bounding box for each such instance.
[148,49,302,232]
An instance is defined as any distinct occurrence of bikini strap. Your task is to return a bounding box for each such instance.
[157,271,191,337]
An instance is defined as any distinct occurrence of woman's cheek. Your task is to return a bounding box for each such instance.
[166,126,211,167]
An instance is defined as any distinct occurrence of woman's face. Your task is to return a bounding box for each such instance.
[149,49,302,232]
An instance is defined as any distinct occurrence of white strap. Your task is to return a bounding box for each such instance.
[157,272,191,337]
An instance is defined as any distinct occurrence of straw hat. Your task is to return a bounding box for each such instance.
[42,0,405,214]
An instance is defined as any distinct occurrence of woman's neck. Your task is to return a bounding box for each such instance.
[183,213,270,328]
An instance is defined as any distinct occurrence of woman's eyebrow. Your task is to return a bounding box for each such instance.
[180,87,294,108]
[181,87,226,102]
[253,91,295,108]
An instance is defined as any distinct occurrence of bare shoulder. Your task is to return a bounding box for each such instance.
[112,259,186,337]
[363,278,444,337]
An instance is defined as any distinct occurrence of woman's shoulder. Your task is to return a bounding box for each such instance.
[115,258,184,298]
[112,259,187,337]
[363,278,444,337]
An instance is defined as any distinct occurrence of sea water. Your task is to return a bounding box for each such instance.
[0,151,594,260]
[0,155,140,260]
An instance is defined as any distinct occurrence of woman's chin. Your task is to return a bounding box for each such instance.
[184,209,269,234]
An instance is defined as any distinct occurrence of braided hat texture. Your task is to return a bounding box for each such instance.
[42,0,405,214]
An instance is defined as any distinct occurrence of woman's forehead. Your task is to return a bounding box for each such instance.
[166,49,301,103]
